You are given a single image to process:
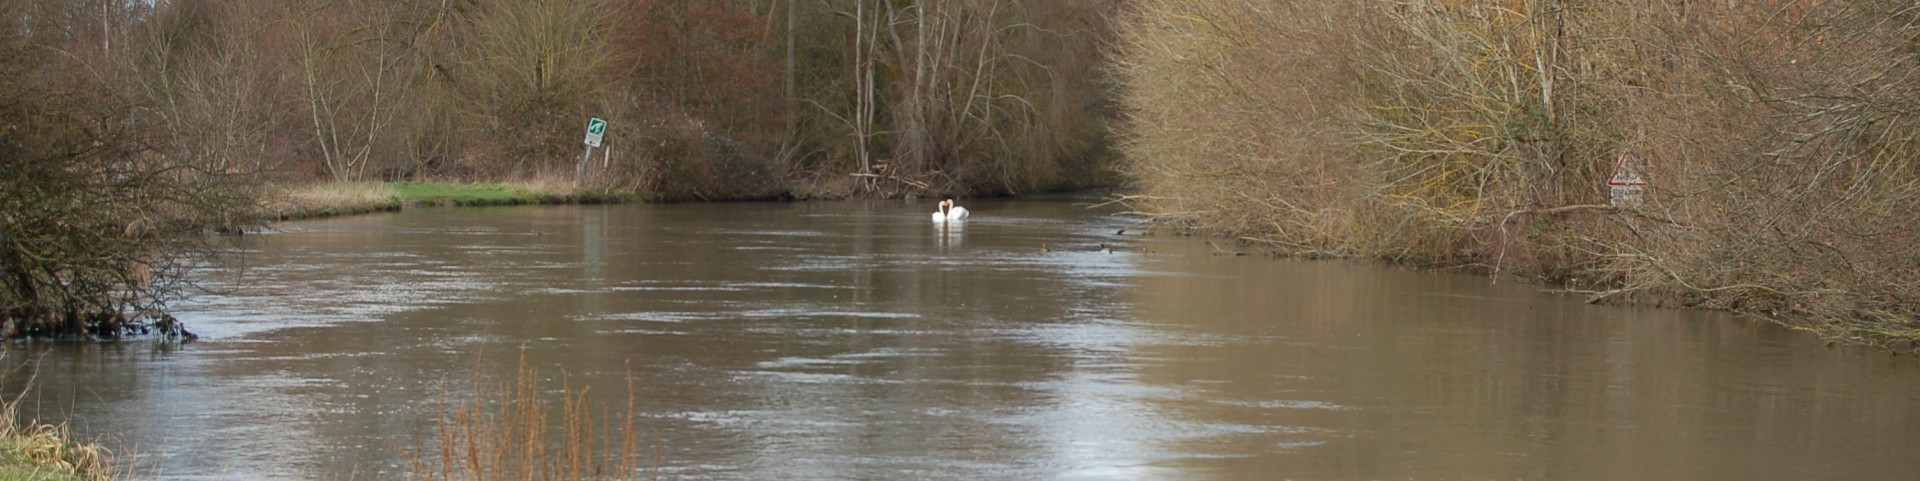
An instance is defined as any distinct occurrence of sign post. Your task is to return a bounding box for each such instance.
[579,117,607,178]
[1607,151,1647,208]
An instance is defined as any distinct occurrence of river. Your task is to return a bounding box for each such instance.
[5,199,1919,480]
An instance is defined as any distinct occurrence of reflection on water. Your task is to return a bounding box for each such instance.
[5,200,1920,480]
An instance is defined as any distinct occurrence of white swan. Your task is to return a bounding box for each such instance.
[945,199,970,220]
[931,199,968,222]
[933,199,970,222]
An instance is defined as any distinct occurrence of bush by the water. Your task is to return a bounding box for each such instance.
[1116,1,1920,347]
[1,0,243,339]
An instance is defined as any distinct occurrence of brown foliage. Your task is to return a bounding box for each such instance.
[1608,1,1920,342]
[778,0,1121,197]
[1,0,246,337]
[1118,0,1920,346]
[34,0,1116,201]
[602,0,790,199]
[612,0,785,141]
[2,0,1124,333]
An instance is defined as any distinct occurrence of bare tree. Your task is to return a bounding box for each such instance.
[294,0,424,182]
[1,0,249,338]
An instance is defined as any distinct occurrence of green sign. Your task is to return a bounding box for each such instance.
[584,117,607,147]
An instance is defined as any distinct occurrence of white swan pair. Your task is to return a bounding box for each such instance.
[931,199,970,223]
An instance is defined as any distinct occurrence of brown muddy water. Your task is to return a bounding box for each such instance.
[4,199,1919,480]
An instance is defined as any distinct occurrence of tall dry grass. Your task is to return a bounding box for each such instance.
[404,353,643,481]
[1117,0,1920,347]
[0,359,116,481]
[0,398,115,481]
[263,182,403,219]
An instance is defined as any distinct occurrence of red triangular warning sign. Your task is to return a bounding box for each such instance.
[1608,152,1647,186]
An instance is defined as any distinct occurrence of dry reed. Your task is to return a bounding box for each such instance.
[404,352,643,481]
[0,367,116,481]
[264,182,403,219]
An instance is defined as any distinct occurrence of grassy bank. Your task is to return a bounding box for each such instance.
[261,180,647,221]
[1115,1,1920,349]
[0,398,114,481]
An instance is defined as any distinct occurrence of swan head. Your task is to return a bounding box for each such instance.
[934,198,970,222]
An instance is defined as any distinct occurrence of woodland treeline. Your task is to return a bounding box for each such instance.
[11,0,1120,198]
[1,0,1118,336]
[1116,0,1920,346]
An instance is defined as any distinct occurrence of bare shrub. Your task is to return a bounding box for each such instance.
[1117,2,1383,255]
[1595,1,1920,343]
[881,1,1122,195]
[430,0,615,179]
[134,0,306,181]
[1,0,249,338]
[1117,0,1920,346]
[602,0,790,200]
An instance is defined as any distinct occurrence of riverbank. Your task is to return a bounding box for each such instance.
[1114,1,1920,350]
[0,398,114,480]
[260,180,647,221]
[254,178,1017,223]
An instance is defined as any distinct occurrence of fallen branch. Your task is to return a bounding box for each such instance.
[1206,240,1249,256]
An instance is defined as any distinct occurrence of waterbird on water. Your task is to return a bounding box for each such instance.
[932,199,971,223]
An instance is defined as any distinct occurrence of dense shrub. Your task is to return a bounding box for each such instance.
[1116,0,1920,346]
[1,0,243,338]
